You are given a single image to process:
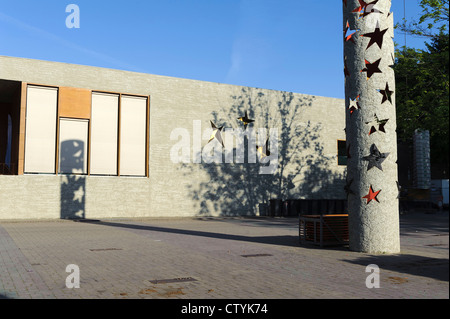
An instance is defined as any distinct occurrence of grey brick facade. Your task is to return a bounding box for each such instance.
[0,56,346,219]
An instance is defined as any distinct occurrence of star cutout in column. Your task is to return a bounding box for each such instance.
[344,21,358,44]
[237,111,255,130]
[366,114,388,136]
[361,58,382,79]
[344,59,350,78]
[362,185,381,204]
[353,0,382,18]
[344,178,355,198]
[361,21,388,50]
[362,144,389,171]
[348,95,361,116]
[378,82,394,104]
[388,53,395,69]
[396,181,401,199]
[207,120,224,148]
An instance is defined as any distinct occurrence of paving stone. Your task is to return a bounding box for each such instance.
[0,212,448,300]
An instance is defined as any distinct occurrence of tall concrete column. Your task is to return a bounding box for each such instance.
[343,0,400,253]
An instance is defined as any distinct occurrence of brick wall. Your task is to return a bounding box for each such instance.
[0,56,345,219]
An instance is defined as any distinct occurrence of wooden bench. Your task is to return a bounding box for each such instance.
[299,214,349,247]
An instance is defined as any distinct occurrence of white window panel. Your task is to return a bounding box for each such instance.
[24,86,58,174]
[90,93,119,175]
[119,95,147,176]
[58,118,89,174]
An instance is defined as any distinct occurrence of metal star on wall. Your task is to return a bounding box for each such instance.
[362,185,381,204]
[361,58,382,79]
[208,120,224,148]
[237,111,255,130]
[378,82,394,104]
[362,144,389,171]
[361,21,388,50]
[256,139,270,161]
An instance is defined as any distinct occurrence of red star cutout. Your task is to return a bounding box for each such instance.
[344,21,358,44]
[362,185,381,204]
[352,0,367,13]
[361,58,382,79]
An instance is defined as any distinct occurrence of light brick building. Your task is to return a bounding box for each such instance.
[0,55,346,220]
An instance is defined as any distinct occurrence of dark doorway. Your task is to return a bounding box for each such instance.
[0,79,21,175]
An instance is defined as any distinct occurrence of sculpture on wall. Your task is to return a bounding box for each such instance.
[237,111,255,130]
[207,120,225,148]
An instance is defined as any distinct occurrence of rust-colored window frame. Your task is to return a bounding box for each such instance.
[18,82,150,178]
[337,139,347,166]
[90,90,150,178]
[20,82,60,175]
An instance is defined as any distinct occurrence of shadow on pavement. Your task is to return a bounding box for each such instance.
[399,211,449,236]
[341,254,449,282]
[77,219,302,248]
[75,211,448,257]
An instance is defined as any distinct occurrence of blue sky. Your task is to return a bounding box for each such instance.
[0,0,433,99]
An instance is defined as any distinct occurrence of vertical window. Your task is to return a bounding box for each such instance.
[337,140,347,166]
[90,93,119,175]
[119,95,147,176]
[5,114,12,168]
[58,118,89,174]
[24,86,58,174]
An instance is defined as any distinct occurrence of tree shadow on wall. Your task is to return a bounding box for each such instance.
[180,88,346,216]
[60,139,86,219]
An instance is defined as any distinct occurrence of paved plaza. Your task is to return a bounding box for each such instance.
[0,211,448,300]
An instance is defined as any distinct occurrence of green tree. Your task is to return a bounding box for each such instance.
[396,0,449,37]
[394,0,449,178]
